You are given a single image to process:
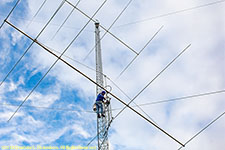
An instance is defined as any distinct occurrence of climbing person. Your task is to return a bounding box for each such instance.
[95,91,106,118]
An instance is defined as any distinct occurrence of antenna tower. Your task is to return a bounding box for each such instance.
[95,21,112,150]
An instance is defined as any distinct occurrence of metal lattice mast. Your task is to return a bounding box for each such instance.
[95,22,110,150]
[95,21,104,95]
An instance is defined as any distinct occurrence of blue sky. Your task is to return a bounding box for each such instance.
[0,0,225,149]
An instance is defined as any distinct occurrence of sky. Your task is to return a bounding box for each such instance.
[0,0,225,150]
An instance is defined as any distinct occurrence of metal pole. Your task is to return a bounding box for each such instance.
[95,21,109,150]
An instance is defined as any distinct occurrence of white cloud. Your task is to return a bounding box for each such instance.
[0,108,24,122]
[0,0,14,5]
[29,91,60,108]
[11,30,23,46]
[72,124,91,139]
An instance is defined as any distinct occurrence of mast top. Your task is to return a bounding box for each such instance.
[95,20,100,28]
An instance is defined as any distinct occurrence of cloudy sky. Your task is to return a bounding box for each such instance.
[0,0,224,149]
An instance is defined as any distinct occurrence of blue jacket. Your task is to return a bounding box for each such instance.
[96,93,105,102]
